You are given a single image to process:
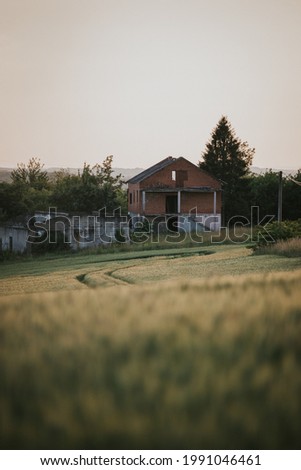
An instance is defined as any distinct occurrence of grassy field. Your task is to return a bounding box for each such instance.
[254,237,301,258]
[0,246,213,295]
[1,244,300,295]
[0,244,301,449]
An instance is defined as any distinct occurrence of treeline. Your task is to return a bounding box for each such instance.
[0,156,127,221]
[0,144,300,224]
[225,170,301,222]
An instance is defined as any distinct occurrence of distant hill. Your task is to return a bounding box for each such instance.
[0,169,13,183]
[0,167,144,183]
[250,167,298,176]
[0,166,298,183]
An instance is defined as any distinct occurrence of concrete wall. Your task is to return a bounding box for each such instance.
[0,210,222,253]
[0,226,29,253]
[131,213,221,233]
[33,214,130,250]
[0,215,130,254]
[68,215,129,250]
[178,214,221,232]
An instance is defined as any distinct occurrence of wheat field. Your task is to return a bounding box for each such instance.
[1,244,300,295]
[0,245,301,449]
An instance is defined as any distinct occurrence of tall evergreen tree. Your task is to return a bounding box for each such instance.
[199,116,255,223]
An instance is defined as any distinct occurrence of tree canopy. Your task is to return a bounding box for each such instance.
[51,156,126,213]
[11,157,49,190]
[0,155,127,221]
[199,116,255,222]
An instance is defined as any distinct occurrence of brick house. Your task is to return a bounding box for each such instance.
[127,156,222,231]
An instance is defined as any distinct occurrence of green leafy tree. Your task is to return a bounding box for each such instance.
[1,155,127,220]
[51,170,99,212]
[283,171,301,220]
[199,116,255,223]
[0,182,27,220]
[0,158,51,220]
[51,156,127,213]
[249,170,301,221]
[11,157,49,190]
[249,170,279,218]
[95,155,126,212]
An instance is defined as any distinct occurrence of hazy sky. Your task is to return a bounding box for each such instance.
[1,0,300,170]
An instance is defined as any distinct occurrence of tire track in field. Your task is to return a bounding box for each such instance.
[76,265,136,288]
[75,250,212,288]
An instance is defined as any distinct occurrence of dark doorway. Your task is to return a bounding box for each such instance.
[167,216,178,232]
[176,170,188,187]
[166,195,177,213]
[9,236,13,252]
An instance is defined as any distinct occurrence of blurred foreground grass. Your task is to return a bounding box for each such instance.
[1,268,301,449]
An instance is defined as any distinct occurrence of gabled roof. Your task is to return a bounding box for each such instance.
[127,157,176,184]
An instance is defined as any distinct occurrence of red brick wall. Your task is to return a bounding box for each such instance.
[144,193,170,215]
[181,192,221,213]
[128,182,141,213]
[140,191,221,215]
[140,157,221,190]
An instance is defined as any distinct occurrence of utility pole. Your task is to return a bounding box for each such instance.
[278,171,283,223]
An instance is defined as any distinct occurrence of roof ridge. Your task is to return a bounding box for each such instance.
[127,156,176,184]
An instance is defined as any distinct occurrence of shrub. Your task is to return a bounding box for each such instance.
[115,228,127,243]
[31,230,70,254]
[254,219,301,248]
